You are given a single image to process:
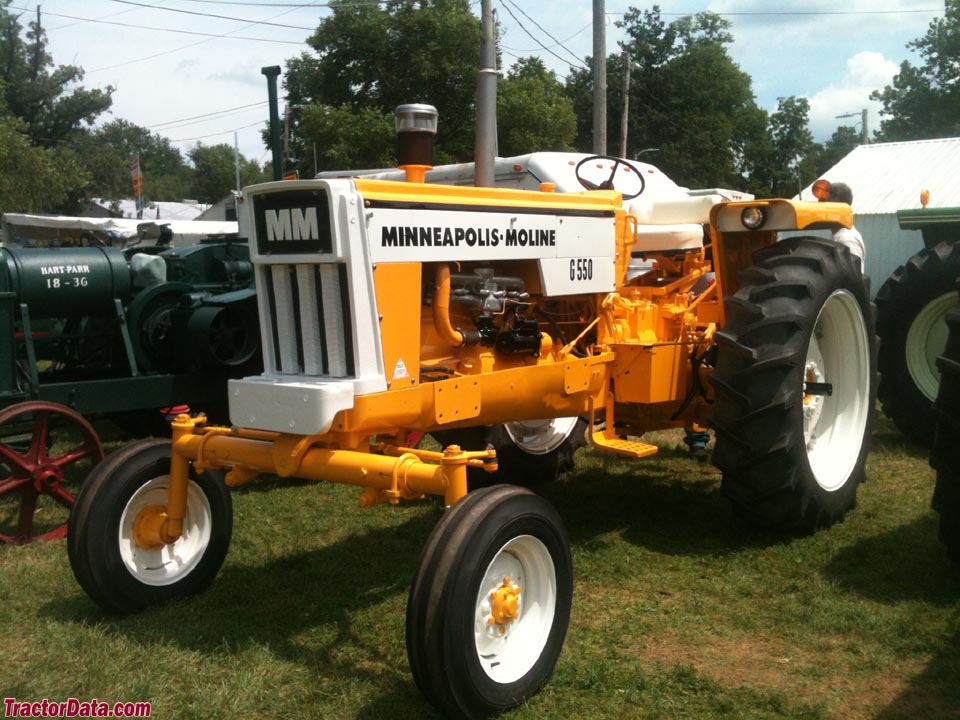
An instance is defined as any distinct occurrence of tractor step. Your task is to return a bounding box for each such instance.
[590,432,659,458]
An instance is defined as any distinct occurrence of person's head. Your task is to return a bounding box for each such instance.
[827,182,853,206]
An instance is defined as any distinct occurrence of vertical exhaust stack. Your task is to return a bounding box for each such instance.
[395,104,438,183]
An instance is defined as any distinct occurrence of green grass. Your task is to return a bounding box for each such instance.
[1,416,959,719]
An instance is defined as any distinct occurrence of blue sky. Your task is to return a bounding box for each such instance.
[17,0,944,167]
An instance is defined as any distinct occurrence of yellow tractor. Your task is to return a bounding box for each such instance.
[68,107,876,718]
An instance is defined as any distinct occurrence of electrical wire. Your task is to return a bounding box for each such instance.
[169,119,264,143]
[499,0,584,68]
[497,0,587,71]
[47,0,172,31]
[607,8,943,16]
[149,102,270,130]
[106,0,317,30]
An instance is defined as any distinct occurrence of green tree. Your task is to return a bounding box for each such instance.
[815,125,861,176]
[762,96,821,198]
[0,115,88,213]
[188,144,267,204]
[283,0,481,174]
[871,0,960,140]
[0,2,112,147]
[497,58,575,157]
[569,6,768,192]
[90,120,191,202]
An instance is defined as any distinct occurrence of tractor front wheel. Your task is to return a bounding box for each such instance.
[406,485,572,719]
[68,438,232,613]
[710,237,877,532]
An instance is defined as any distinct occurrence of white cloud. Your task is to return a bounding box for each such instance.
[806,51,899,141]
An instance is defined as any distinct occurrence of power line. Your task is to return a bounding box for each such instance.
[149,102,270,130]
[8,6,307,43]
[106,0,316,30]
[48,0,173,31]
[606,8,943,16]
[170,119,264,143]
[501,20,590,55]
[499,0,583,68]
[497,0,588,71]
[175,0,406,6]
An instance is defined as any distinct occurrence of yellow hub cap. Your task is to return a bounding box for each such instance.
[488,577,522,634]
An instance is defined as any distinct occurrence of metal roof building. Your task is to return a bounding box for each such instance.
[798,137,960,294]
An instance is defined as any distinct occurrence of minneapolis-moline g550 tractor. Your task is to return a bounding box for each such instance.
[68,106,877,719]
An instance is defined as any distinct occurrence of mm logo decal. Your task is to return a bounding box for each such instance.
[265,207,320,242]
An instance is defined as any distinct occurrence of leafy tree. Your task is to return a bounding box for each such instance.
[569,6,768,192]
[298,105,396,171]
[497,58,575,157]
[761,96,821,198]
[187,144,268,204]
[283,0,481,174]
[90,120,191,202]
[0,2,112,147]
[871,0,960,140]
[815,125,861,176]
[0,115,89,213]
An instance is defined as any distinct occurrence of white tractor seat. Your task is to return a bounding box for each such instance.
[626,194,723,254]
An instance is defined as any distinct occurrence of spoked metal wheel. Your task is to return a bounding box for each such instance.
[0,401,103,543]
[803,290,872,493]
[407,485,572,719]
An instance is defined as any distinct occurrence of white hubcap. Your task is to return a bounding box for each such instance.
[474,535,556,684]
[906,292,955,401]
[804,290,871,492]
[503,416,580,455]
[118,476,212,586]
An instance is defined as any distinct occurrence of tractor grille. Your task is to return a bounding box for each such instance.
[263,263,355,377]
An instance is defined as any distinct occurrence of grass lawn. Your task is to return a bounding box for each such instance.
[1,416,958,719]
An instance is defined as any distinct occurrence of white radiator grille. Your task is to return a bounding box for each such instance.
[264,262,354,377]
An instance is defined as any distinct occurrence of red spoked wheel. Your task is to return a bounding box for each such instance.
[0,401,104,544]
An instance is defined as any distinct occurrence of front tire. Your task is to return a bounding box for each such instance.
[710,237,877,532]
[931,305,960,564]
[67,438,232,614]
[406,485,572,719]
[876,241,960,444]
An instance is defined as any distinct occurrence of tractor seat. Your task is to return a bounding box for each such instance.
[626,194,723,254]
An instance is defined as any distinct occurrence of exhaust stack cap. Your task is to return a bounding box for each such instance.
[395,104,438,135]
[396,104,438,171]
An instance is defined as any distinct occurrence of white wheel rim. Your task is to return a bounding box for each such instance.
[503,416,580,455]
[906,292,955,402]
[804,289,871,492]
[118,476,212,586]
[474,535,557,684]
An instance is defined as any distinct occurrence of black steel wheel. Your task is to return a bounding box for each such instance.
[406,485,572,719]
[876,241,960,445]
[68,438,232,614]
[931,305,960,563]
[432,416,586,487]
[710,236,878,532]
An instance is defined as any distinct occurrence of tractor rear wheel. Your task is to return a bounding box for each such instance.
[876,241,960,445]
[68,438,232,614]
[710,237,877,532]
[432,416,586,487]
[931,305,960,564]
[406,485,572,719]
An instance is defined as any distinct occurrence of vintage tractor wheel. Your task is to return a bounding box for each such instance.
[876,241,960,445]
[710,237,877,532]
[67,438,232,614]
[406,485,572,719]
[0,401,104,544]
[432,416,586,487]
[930,305,960,563]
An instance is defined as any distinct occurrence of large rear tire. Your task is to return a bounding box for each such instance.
[876,241,960,445]
[432,416,587,487]
[406,485,572,719]
[931,305,960,564]
[710,237,877,532]
[68,438,232,614]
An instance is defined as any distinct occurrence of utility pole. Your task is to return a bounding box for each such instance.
[475,0,498,187]
[592,0,606,154]
[234,131,241,193]
[619,52,631,158]
[836,109,870,145]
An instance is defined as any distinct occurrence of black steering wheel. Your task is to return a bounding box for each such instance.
[574,155,646,200]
